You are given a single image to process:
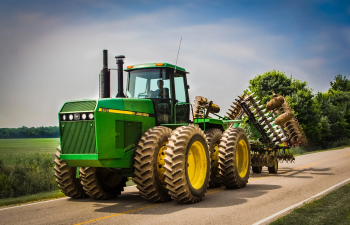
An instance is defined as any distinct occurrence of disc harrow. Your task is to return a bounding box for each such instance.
[226,92,306,169]
[267,93,307,146]
[276,149,295,163]
[225,94,245,120]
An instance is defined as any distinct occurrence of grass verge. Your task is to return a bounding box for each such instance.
[0,178,136,208]
[0,190,66,208]
[292,145,350,157]
[270,182,350,225]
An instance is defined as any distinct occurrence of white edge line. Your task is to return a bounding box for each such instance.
[0,197,70,211]
[0,185,137,211]
[252,177,350,225]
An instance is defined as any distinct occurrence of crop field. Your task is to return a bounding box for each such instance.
[0,138,133,205]
[0,138,59,157]
[0,138,60,200]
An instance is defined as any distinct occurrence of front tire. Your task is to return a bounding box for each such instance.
[164,125,210,203]
[218,127,251,189]
[54,146,86,198]
[80,167,127,199]
[133,126,172,202]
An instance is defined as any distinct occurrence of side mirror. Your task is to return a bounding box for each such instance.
[187,85,190,89]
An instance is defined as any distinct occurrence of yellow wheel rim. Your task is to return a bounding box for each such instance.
[274,159,278,171]
[236,139,249,178]
[157,141,168,187]
[211,143,220,178]
[187,141,207,190]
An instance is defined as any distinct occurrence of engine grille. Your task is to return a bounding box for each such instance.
[61,101,97,113]
[60,121,96,154]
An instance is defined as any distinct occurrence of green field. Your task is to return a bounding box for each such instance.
[0,138,59,157]
[0,138,61,202]
[0,138,134,207]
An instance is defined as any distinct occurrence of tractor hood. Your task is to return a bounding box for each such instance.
[58,98,156,169]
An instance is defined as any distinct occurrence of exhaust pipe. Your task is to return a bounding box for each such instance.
[115,55,126,98]
[99,49,110,98]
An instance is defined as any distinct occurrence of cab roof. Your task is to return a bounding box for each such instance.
[124,62,187,73]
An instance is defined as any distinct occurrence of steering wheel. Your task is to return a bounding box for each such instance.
[147,91,156,98]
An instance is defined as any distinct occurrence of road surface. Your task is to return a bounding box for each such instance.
[1,147,350,225]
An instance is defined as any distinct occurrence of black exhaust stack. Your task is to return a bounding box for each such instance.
[100,49,110,98]
[115,55,126,98]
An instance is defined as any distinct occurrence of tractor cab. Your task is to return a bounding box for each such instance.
[125,63,190,125]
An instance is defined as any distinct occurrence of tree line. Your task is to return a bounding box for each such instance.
[0,126,59,139]
[247,72,350,149]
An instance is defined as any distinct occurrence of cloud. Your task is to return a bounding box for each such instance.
[0,4,348,127]
[301,58,325,67]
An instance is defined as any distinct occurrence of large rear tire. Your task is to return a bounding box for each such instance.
[218,127,251,189]
[133,126,172,202]
[164,125,210,203]
[54,146,86,198]
[80,167,127,199]
[205,128,223,188]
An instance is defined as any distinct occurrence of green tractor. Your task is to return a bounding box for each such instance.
[54,50,305,203]
[54,50,251,203]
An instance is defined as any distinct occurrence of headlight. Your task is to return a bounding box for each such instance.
[81,114,87,120]
[62,115,66,121]
[88,113,94,120]
[69,114,74,121]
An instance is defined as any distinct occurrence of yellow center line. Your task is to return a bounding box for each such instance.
[74,204,160,225]
[74,152,350,225]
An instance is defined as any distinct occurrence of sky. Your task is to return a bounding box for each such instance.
[0,0,349,128]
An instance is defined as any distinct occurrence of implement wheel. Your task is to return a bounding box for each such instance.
[54,146,86,198]
[133,126,172,202]
[80,167,127,199]
[268,159,278,174]
[218,127,251,189]
[164,125,210,203]
[252,166,262,173]
[205,128,223,188]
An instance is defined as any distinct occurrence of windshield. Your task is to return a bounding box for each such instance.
[126,68,172,99]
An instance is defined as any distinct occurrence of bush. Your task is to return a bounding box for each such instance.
[0,153,58,199]
[290,146,306,155]
[329,138,350,149]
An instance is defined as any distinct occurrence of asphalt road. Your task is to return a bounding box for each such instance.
[1,148,350,225]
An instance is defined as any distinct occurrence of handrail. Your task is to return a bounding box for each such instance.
[193,105,206,130]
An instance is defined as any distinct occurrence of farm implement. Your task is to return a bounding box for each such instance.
[54,50,306,203]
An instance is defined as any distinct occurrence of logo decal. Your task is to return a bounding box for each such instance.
[98,108,153,117]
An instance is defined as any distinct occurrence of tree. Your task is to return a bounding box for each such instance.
[0,126,60,139]
[329,74,350,93]
[247,70,294,104]
[315,88,350,148]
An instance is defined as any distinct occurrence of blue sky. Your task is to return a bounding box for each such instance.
[0,0,349,127]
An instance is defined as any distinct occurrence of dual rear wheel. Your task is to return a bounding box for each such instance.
[135,125,251,203]
[218,127,251,189]
[134,125,211,203]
